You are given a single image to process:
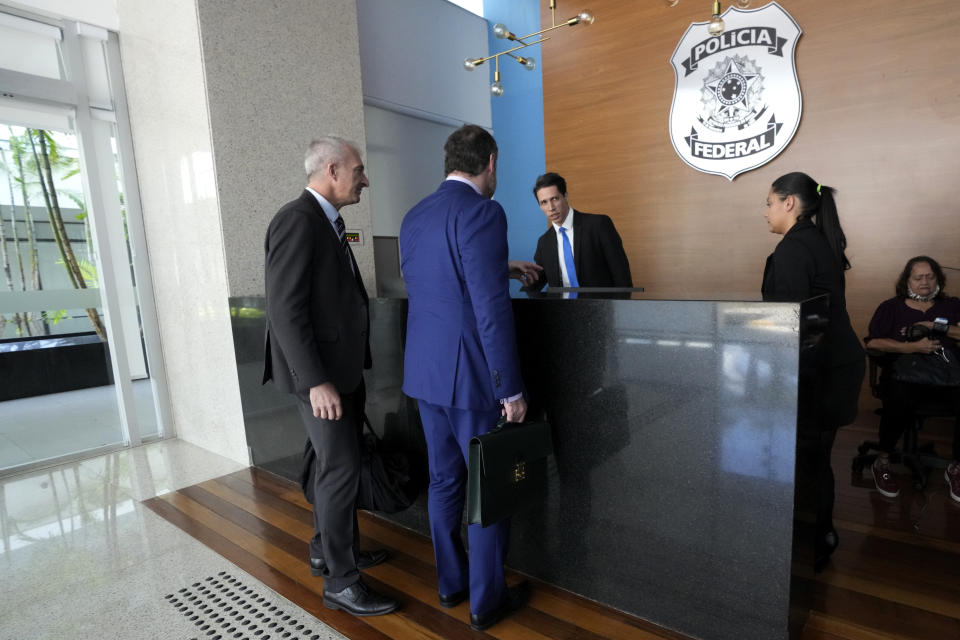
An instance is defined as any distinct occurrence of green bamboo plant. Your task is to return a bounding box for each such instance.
[0,127,106,341]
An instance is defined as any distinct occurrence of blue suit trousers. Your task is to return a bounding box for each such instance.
[417,399,510,616]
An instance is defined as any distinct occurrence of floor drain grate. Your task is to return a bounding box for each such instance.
[165,571,325,640]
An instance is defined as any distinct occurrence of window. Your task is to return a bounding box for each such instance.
[0,7,168,473]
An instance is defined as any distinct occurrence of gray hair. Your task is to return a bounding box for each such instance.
[304,136,356,178]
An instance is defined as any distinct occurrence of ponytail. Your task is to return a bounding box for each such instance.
[771,172,850,270]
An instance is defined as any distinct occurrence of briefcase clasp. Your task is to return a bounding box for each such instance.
[512,460,526,483]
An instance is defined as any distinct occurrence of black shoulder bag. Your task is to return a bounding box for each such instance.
[890,322,960,387]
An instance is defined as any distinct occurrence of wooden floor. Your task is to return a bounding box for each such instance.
[144,414,960,640]
[805,417,960,640]
[143,466,686,639]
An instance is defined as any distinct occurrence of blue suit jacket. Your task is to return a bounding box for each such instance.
[400,180,522,411]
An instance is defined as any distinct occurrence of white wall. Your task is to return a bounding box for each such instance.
[113,0,377,464]
[357,0,491,127]
[117,0,247,464]
[364,105,456,237]
[357,0,492,243]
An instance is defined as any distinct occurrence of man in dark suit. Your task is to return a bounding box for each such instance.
[522,172,632,292]
[263,136,397,617]
[399,125,531,631]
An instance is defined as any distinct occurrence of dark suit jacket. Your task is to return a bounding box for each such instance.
[525,210,633,291]
[400,180,522,410]
[262,190,370,395]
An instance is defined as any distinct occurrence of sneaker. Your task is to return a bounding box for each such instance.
[872,458,900,498]
[946,462,960,504]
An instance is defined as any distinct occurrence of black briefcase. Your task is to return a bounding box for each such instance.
[467,420,553,527]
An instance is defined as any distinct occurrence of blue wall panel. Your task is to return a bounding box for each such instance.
[483,0,546,290]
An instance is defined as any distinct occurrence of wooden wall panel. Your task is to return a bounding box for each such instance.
[541,0,960,344]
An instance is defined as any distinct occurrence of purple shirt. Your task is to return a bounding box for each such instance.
[866,296,960,351]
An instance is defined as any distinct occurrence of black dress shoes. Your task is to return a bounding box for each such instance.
[310,549,389,576]
[322,579,399,617]
[469,581,530,631]
[438,588,468,609]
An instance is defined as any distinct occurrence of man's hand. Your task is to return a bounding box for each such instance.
[502,396,527,423]
[310,382,342,420]
[509,260,543,285]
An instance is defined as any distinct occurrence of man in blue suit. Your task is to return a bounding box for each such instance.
[400,125,533,631]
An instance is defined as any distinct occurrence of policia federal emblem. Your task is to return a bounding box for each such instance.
[669,2,802,180]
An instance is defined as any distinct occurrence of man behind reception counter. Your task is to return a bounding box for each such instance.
[521,172,633,292]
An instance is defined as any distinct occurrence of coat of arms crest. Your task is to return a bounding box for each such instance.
[669,2,802,180]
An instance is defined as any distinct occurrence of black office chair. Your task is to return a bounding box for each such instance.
[851,350,957,490]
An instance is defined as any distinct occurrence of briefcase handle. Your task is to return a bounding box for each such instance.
[362,413,382,444]
[491,416,527,433]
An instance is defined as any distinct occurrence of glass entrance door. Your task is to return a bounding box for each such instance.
[0,9,167,473]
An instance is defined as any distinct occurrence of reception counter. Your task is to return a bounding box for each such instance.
[231,294,809,640]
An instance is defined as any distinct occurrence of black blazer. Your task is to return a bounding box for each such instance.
[262,190,371,395]
[761,218,863,367]
[525,210,633,291]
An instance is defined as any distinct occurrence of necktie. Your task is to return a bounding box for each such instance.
[334,215,354,273]
[559,227,579,288]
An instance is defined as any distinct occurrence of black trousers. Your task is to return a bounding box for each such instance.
[877,377,960,460]
[295,380,365,592]
[796,358,865,537]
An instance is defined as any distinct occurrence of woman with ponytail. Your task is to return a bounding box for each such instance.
[761,171,865,572]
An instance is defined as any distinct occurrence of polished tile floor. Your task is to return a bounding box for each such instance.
[0,439,345,640]
[0,381,161,471]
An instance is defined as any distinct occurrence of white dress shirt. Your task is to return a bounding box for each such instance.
[444,175,482,194]
[306,186,354,274]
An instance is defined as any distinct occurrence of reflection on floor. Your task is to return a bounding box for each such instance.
[0,379,159,471]
[149,412,960,640]
[0,438,345,640]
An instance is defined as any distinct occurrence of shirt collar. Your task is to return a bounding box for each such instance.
[552,207,575,233]
[444,175,482,195]
[305,186,340,223]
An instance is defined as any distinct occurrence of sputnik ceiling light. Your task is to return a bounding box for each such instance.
[463,1,595,97]
[667,0,751,37]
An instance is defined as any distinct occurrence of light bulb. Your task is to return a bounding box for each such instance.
[463,57,479,71]
[736,0,750,7]
[519,56,536,71]
[708,14,725,35]
[490,81,504,97]
[492,23,510,39]
[577,11,595,25]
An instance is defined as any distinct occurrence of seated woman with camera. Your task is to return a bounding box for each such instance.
[864,256,960,502]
